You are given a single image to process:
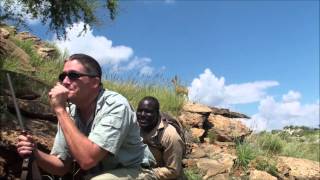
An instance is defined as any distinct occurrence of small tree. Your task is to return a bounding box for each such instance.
[0,0,118,39]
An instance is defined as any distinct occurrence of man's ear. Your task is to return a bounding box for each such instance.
[93,77,101,88]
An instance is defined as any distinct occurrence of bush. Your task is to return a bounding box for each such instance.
[207,129,217,144]
[258,134,284,154]
[184,167,202,180]
[254,157,278,177]
[235,142,256,169]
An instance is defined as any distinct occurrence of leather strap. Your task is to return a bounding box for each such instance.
[20,158,30,180]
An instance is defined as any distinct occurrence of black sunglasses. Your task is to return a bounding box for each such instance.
[58,71,97,82]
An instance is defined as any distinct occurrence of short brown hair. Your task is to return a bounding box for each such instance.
[66,54,102,79]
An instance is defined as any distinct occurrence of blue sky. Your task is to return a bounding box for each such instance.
[19,0,319,131]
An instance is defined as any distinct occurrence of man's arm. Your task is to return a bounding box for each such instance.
[54,108,108,170]
[153,126,184,179]
[17,134,72,176]
[48,83,108,170]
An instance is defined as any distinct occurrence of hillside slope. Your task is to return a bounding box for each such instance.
[1,25,319,180]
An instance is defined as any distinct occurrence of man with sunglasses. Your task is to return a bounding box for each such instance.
[17,54,156,179]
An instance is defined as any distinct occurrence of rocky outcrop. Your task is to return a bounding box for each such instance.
[179,101,251,142]
[1,25,319,180]
[0,33,35,72]
[0,25,57,61]
[16,31,57,59]
[208,114,251,142]
[249,170,277,180]
[0,70,55,179]
[211,107,250,119]
[6,97,57,122]
[184,143,237,180]
[276,156,320,180]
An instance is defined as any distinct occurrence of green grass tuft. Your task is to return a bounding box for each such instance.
[235,142,256,169]
[257,133,284,154]
[184,167,203,180]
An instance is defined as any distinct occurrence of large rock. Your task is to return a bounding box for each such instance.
[37,47,57,59]
[276,156,320,180]
[0,28,10,39]
[16,31,41,44]
[6,97,57,122]
[2,88,40,100]
[16,31,57,59]
[249,170,277,180]
[182,102,212,113]
[0,38,35,72]
[210,107,250,119]
[190,128,205,140]
[196,153,236,180]
[208,114,252,142]
[179,111,207,128]
[0,117,56,179]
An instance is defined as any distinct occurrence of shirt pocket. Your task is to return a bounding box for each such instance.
[98,115,123,129]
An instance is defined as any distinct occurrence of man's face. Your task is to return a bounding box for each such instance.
[60,60,99,103]
[136,99,159,131]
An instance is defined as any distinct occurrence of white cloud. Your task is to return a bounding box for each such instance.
[54,22,133,65]
[189,68,319,131]
[188,68,279,107]
[225,81,279,104]
[53,22,156,75]
[282,90,301,102]
[246,91,319,131]
[113,57,154,75]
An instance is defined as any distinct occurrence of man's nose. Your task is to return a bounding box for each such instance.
[62,76,71,85]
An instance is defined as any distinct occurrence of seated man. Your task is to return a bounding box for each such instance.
[137,96,185,180]
[17,54,155,180]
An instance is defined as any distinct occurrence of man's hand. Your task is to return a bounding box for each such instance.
[49,82,69,111]
[17,134,36,159]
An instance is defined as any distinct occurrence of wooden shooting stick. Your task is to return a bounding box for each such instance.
[6,73,41,180]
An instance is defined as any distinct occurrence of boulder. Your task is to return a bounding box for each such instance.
[191,128,205,140]
[179,111,206,127]
[182,102,212,113]
[37,47,57,59]
[16,31,41,44]
[210,107,250,119]
[276,156,320,180]
[6,97,57,122]
[196,153,236,180]
[249,170,277,180]
[0,38,35,72]
[0,28,10,39]
[208,114,251,142]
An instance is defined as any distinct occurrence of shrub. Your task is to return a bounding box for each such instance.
[207,129,217,144]
[184,167,202,180]
[254,157,278,177]
[258,134,284,154]
[235,142,256,169]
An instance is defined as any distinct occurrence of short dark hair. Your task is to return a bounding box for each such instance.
[66,54,102,79]
[139,96,160,111]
